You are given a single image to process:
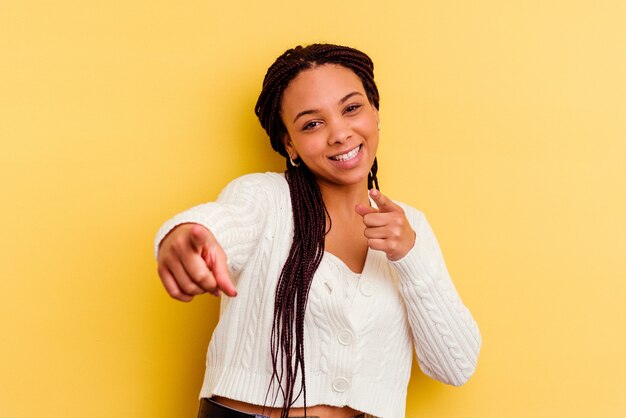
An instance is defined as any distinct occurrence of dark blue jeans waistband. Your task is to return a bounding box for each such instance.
[197,398,366,418]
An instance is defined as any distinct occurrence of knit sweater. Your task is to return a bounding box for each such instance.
[154,172,481,418]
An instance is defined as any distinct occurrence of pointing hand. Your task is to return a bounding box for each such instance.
[355,189,416,261]
[157,224,237,302]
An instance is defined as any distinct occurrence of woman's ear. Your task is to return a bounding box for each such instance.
[283,134,298,160]
[372,106,380,130]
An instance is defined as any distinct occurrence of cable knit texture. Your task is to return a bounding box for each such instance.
[154,172,481,418]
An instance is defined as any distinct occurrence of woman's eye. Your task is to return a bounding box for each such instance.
[303,121,321,130]
[345,104,362,114]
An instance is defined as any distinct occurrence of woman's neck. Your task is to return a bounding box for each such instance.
[317,181,371,215]
[317,180,371,273]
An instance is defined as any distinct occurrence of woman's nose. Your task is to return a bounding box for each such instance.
[327,117,351,144]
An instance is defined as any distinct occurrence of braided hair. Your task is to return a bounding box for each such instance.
[255,44,380,417]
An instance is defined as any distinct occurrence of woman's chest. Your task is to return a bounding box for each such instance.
[305,249,407,334]
[323,216,370,274]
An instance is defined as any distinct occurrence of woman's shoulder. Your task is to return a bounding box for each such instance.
[235,171,286,183]
[217,172,289,203]
[222,171,287,192]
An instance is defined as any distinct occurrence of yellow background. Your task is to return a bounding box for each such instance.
[1,1,625,417]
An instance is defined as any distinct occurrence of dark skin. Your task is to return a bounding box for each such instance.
[282,65,415,268]
[323,186,371,273]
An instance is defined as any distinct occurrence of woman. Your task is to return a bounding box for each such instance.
[155,44,481,418]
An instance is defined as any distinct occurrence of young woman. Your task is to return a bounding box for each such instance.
[155,44,481,418]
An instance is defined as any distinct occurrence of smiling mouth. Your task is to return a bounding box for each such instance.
[330,145,361,161]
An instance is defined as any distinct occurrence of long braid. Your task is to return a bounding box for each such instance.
[255,44,380,417]
[368,157,379,190]
[271,162,326,416]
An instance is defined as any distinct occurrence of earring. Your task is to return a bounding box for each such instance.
[377,121,381,131]
[289,156,300,167]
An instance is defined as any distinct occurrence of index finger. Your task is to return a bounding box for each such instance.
[206,247,238,297]
[369,189,400,213]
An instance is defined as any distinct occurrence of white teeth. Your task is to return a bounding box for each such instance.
[331,145,360,161]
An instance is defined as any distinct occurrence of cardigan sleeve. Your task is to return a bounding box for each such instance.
[154,173,271,274]
[390,206,481,386]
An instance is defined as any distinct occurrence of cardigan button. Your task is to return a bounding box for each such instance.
[359,280,374,297]
[332,377,349,392]
[337,329,354,346]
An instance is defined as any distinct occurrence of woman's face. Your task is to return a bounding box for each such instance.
[280,64,379,190]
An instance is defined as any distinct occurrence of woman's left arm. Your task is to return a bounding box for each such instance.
[357,190,482,386]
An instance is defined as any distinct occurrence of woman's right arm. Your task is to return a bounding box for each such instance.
[154,174,269,301]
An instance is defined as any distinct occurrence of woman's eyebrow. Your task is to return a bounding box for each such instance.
[293,91,364,123]
[339,91,362,104]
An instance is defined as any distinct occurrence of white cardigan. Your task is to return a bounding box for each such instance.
[155,172,481,418]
